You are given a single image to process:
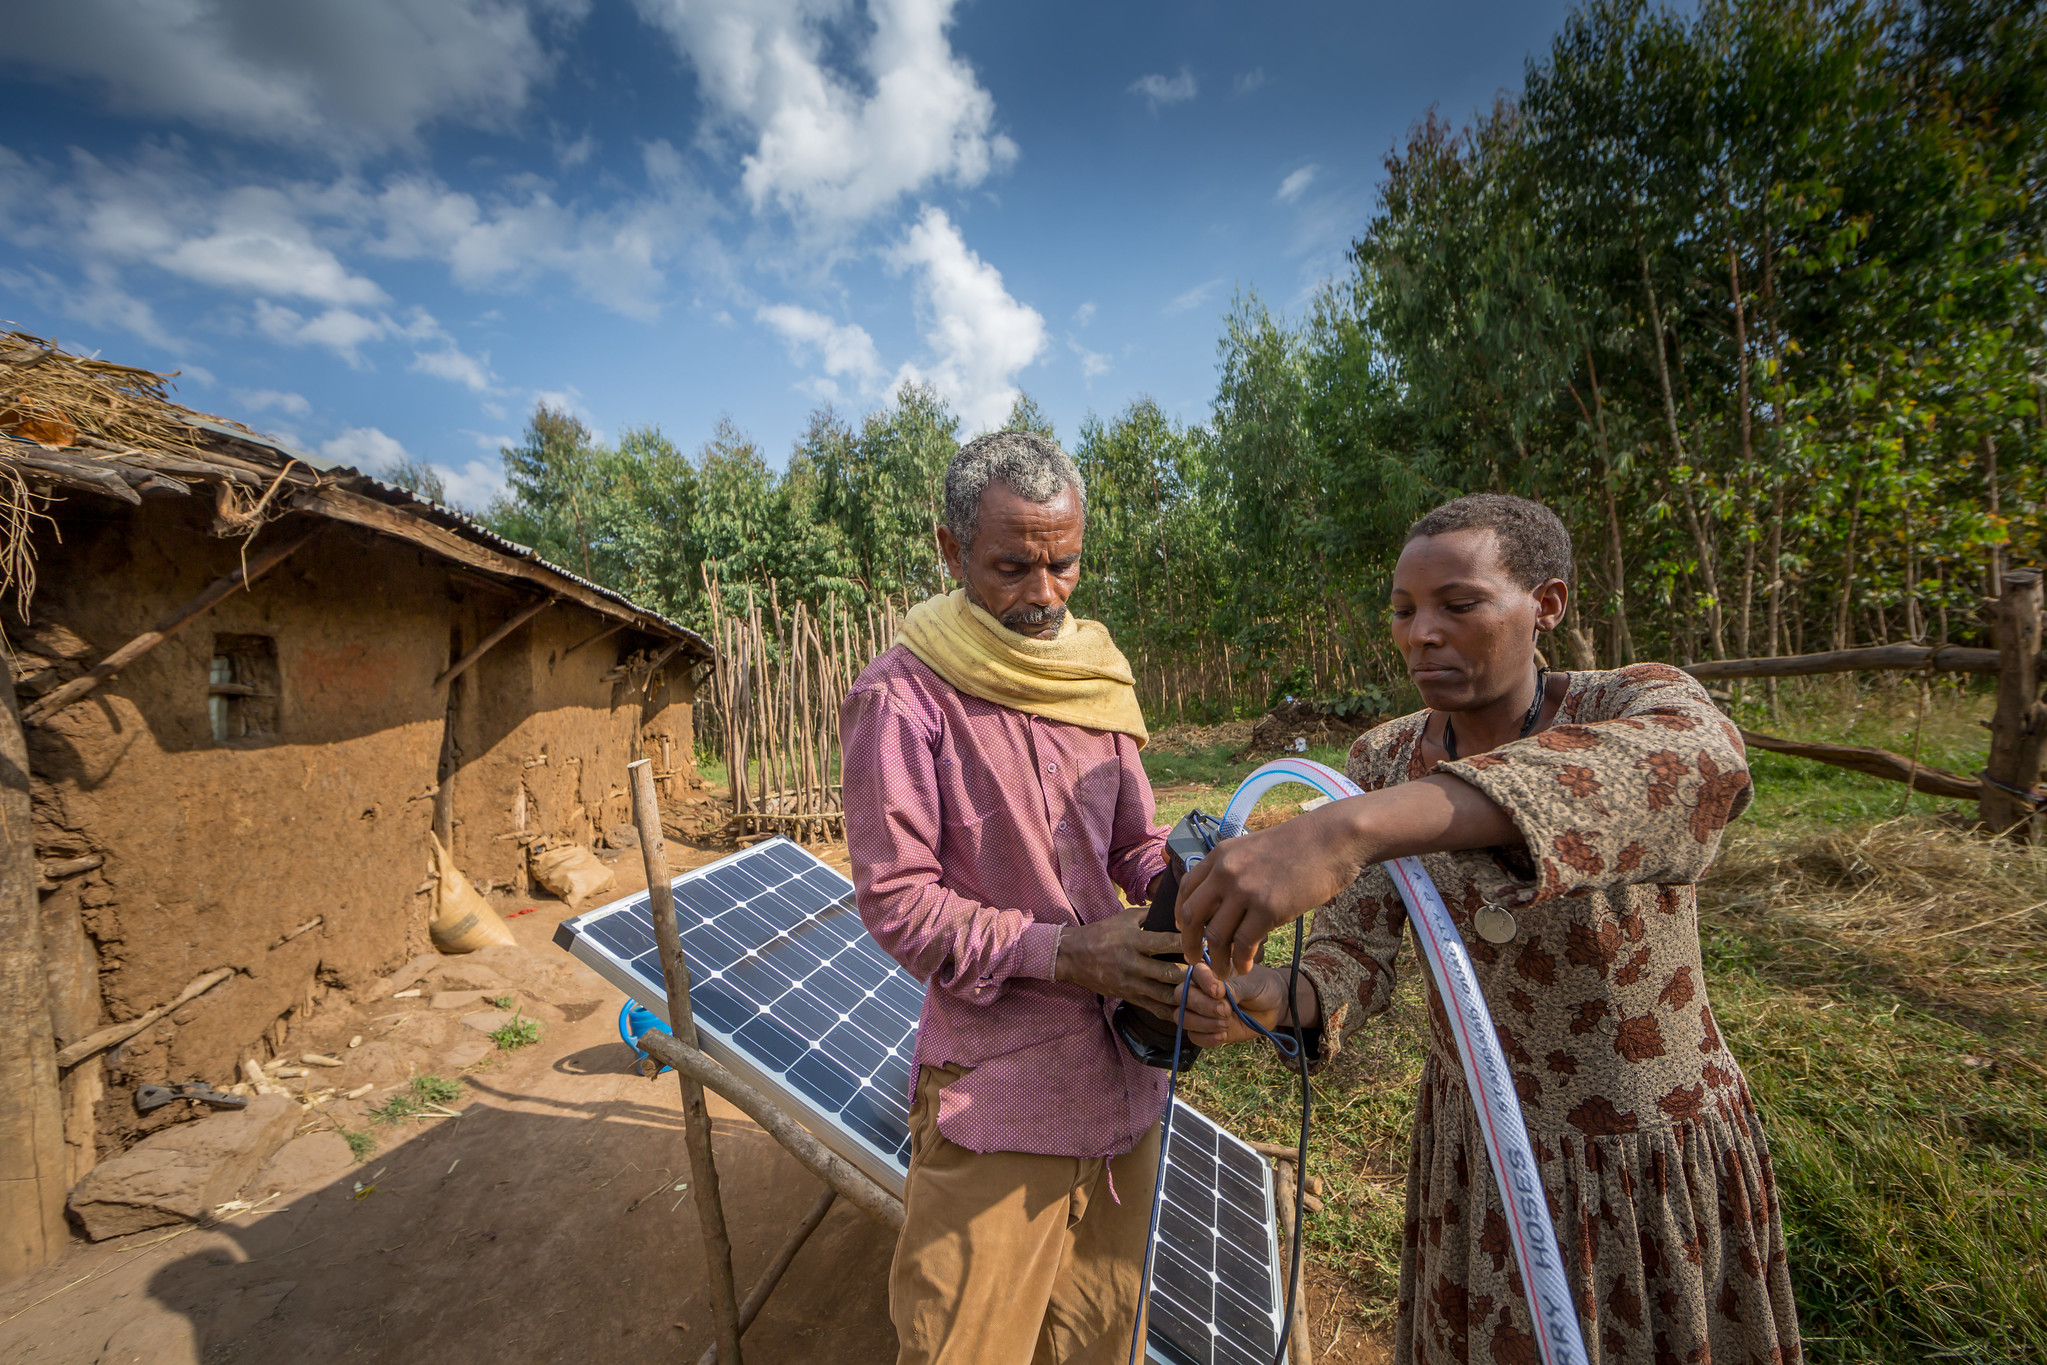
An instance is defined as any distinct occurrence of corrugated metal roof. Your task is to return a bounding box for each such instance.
[208,420,713,659]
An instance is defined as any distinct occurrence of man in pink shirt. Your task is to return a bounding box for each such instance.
[842,431,1200,1364]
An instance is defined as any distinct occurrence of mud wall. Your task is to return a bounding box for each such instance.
[448,602,695,892]
[17,495,696,1171]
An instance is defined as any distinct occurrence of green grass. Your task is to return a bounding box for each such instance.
[1153,677,2046,1358]
[490,1013,542,1051]
[339,1127,376,1162]
[487,993,516,1011]
[368,1074,466,1124]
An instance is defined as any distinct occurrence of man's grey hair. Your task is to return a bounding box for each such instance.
[944,431,1086,553]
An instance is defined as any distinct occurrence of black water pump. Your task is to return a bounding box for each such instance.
[1113,809,1225,1070]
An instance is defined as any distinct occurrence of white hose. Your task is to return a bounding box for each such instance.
[1217,759,1590,1365]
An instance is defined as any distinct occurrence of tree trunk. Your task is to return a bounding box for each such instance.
[1580,351,1633,663]
[0,679,68,1279]
[1728,229,1759,661]
[1834,473,1863,651]
[1985,433,2003,599]
[1642,251,1725,658]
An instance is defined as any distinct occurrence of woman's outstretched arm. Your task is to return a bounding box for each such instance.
[1175,774,1519,979]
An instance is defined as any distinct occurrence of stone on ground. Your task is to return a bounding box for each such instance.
[252,1132,355,1197]
[67,1095,297,1240]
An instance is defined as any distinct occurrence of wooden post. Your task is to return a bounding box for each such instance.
[1983,570,2047,838]
[22,524,322,725]
[432,596,554,689]
[692,1187,838,1365]
[629,759,745,1365]
[0,674,68,1278]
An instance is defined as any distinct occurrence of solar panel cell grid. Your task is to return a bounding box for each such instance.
[554,838,1282,1365]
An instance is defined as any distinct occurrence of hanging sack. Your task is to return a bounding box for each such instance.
[429,832,518,953]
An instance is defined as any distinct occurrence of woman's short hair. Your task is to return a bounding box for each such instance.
[1406,494,1572,589]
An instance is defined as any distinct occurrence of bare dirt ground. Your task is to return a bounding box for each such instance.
[0,838,898,1365]
[3,825,1388,1364]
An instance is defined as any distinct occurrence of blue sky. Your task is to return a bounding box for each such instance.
[0,0,1580,508]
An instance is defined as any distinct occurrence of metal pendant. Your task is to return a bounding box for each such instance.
[1473,904,1518,944]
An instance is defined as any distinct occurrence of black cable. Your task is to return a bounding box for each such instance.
[1275,916,1310,1365]
[1127,921,1312,1365]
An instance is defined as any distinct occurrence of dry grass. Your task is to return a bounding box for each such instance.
[1706,816,2047,1027]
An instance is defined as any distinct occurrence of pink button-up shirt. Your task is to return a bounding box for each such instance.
[841,645,1172,1158]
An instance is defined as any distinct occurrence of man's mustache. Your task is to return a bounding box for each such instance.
[1002,603,1067,631]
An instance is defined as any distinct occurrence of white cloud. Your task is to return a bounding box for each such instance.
[1067,337,1110,381]
[366,166,702,321]
[1129,68,1197,110]
[0,261,184,350]
[320,425,412,470]
[434,457,511,508]
[5,1,591,155]
[554,130,597,169]
[1165,278,1224,315]
[251,299,453,369]
[888,206,1046,431]
[155,188,387,306]
[757,304,884,387]
[411,343,495,391]
[1276,165,1319,204]
[233,388,311,417]
[633,0,1016,228]
[1234,68,1268,95]
[1072,300,1096,327]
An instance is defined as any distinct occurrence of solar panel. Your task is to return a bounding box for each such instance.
[555,838,1284,1365]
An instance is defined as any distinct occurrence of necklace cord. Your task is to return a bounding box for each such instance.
[1442,663,1547,762]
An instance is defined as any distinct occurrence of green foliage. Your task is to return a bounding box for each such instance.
[339,1127,376,1162]
[367,1074,465,1125]
[413,1074,463,1105]
[490,1013,542,1051]
[477,0,2044,731]
[381,456,449,505]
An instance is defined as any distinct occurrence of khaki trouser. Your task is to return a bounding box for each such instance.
[890,1065,1162,1365]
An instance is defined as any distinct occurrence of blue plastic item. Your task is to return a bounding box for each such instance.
[619,999,672,1075]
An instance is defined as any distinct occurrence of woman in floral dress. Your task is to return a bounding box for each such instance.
[1176,495,1800,1364]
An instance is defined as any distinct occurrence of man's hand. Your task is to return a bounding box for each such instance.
[1054,904,1187,1014]
[1177,964,1308,1049]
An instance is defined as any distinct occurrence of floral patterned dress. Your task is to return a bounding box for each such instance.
[1299,664,1800,1365]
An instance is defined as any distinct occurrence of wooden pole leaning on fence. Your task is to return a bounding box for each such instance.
[627,759,745,1365]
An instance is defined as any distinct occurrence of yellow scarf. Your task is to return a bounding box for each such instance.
[895,590,1149,747]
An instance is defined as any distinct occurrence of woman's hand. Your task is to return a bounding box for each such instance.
[1174,801,1369,978]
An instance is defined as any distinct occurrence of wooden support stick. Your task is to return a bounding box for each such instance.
[1738,730,1987,802]
[24,525,323,724]
[1683,642,1999,682]
[634,1030,906,1231]
[53,968,233,1070]
[693,1187,838,1365]
[433,596,554,689]
[630,759,745,1365]
[1273,1160,1313,1365]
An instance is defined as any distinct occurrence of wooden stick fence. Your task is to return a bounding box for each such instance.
[1683,569,2047,839]
[700,574,903,844]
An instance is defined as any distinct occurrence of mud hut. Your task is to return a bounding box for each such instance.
[0,335,710,1275]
